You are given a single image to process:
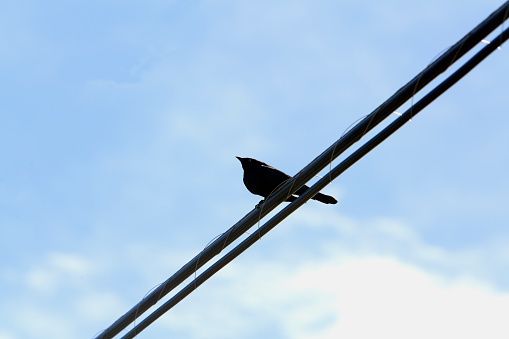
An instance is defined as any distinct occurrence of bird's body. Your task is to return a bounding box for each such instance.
[236,156,337,206]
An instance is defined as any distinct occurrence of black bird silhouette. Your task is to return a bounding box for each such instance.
[236,156,337,206]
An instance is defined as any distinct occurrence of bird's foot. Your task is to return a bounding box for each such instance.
[255,200,265,209]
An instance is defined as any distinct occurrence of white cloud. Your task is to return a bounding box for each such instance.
[289,257,509,339]
[285,207,509,285]
[26,268,58,293]
[12,306,75,339]
[48,252,95,276]
[11,210,507,339]
[158,254,508,339]
[139,207,509,339]
[75,292,127,322]
[23,252,100,296]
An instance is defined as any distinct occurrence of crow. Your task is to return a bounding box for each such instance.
[236,156,337,206]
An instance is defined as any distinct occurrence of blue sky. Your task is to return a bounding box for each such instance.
[1,1,508,338]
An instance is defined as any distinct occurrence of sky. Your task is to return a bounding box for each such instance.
[1,1,508,338]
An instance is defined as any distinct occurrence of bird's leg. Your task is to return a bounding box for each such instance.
[255,199,265,209]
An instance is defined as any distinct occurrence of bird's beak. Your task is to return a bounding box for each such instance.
[236,156,242,161]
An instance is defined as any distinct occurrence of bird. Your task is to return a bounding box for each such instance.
[236,156,337,207]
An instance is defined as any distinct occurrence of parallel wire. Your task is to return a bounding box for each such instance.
[95,2,509,338]
[119,24,509,339]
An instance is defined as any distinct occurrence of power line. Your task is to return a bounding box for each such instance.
[95,2,509,338]
[119,23,509,339]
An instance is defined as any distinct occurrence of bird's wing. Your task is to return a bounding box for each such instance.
[261,164,312,192]
[257,164,292,187]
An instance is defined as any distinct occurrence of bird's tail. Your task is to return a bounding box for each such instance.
[293,185,338,204]
[312,192,338,204]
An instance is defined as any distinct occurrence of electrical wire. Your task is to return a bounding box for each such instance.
[95,2,509,338]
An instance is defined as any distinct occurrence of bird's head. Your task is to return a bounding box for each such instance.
[236,156,249,170]
[236,156,264,170]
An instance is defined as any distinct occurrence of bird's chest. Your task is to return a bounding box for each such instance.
[243,171,273,196]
